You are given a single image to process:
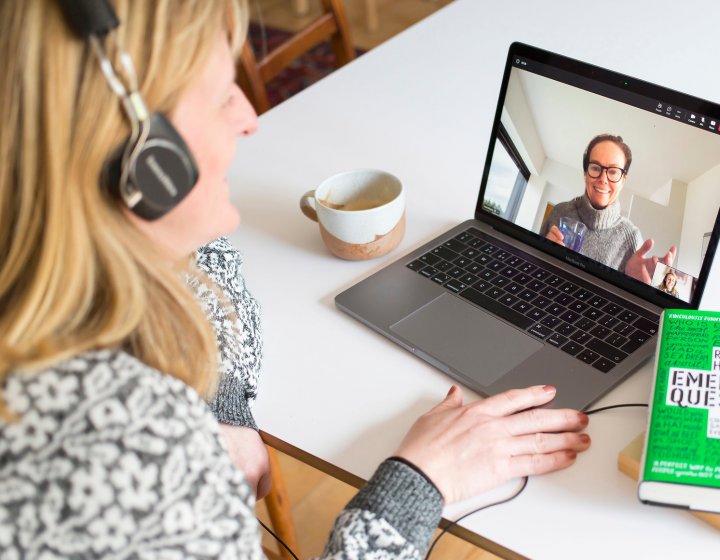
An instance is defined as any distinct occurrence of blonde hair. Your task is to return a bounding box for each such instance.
[0,0,247,418]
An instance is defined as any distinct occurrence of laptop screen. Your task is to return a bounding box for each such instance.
[476,42,720,309]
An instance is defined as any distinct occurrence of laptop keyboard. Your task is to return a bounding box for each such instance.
[406,227,659,373]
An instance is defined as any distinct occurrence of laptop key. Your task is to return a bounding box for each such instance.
[459,287,534,330]
[484,286,504,299]
[585,338,628,363]
[518,289,537,301]
[527,280,545,292]
[546,303,565,316]
[575,317,594,331]
[598,314,619,328]
[547,333,568,347]
[539,286,560,298]
[589,325,612,339]
[587,295,608,308]
[541,316,562,329]
[561,341,583,356]
[407,259,424,270]
[554,293,574,306]
[546,274,564,287]
[435,260,453,272]
[464,262,482,275]
[561,309,583,324]
[532,296,553,309]
[570,331,592,345]
[617,310,638,324]
[431,273,451,285]
[444,279,467,293]
[518,262,537,274]
[583,307,603,321]
[506,282,523,294]
[443,239,467,253]
[419,266,438,278]
[577,349,600,364]
[512,301,532,314]
[448,267,465,278]
[419,252,442,266]
[471,279,491,292]
[490,275,511,288]
[555,322,576,337]
[526,307,546,321]
[499,293,519,307]
[612,321,634,335]
[633,317,659,335]
[568,300,589,313]
[605,333,628,348]
[592,357,615,373]
[459,273,479,285]
[513,273,532,285]
[603,302,623,316]
[432,246,459,261]
[452,256,472,268]
[574,289,592,301]
[627,329,651,345]
[528,323,553,339]
[559,281,580,294]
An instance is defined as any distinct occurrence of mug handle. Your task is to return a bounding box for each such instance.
[300,190,318,222]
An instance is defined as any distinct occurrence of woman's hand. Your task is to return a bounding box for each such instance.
[624,238,677,284]
[218,423,272,499]
[394,385,590,504]
[546,225,565,246]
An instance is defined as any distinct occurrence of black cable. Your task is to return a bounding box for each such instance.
[258,517,301,560]
[424,402,649,559]
[584,403,648,415]
[425,476,528,559]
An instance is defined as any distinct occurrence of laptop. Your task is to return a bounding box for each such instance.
[335,42,720,410]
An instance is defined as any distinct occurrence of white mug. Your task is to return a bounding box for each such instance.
[300,169,405,260]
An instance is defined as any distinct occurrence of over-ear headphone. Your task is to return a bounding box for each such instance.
[57,0,198,221]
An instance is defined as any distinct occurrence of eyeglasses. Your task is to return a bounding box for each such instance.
[587,163,626,183]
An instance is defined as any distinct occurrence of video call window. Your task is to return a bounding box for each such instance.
[482,62,720,303]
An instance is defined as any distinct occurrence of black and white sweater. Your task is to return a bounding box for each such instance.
[0,239,444,559]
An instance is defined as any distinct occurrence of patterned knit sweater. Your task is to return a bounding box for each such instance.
[540,194,642,272]
[0,239,444,559]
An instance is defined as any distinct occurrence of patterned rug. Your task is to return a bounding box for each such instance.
[247,22,364,109]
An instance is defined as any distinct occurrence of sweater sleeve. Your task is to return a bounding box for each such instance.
[319,459,444,559]
[193,237,263,430]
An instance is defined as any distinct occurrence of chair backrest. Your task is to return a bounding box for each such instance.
[238,0,355,114]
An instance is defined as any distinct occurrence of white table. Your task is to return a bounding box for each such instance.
[227,0,720,557]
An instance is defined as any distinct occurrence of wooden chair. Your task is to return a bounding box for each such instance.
[262,446,299,560]
[238,0,356,114]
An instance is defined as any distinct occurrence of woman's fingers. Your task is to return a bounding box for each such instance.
[505,430,591,457]
[501,406,589,436]
[470,385,558,417]
[508,449,581,478]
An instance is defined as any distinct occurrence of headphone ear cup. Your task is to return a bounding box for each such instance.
[105,113,199,221]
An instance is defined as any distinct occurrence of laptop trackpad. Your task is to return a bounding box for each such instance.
[390,293,542,386]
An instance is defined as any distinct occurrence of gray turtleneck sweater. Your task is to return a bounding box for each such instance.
[540,194,642,272]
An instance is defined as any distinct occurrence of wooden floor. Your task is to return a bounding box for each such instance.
[256,449,503,559]
[249,2,500,558]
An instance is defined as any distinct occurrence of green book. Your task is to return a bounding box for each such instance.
[638,309,720,512]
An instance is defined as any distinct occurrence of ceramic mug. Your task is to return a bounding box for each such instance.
[300,169,405,260]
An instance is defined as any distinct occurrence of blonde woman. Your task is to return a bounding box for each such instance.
[0,0,591,557]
